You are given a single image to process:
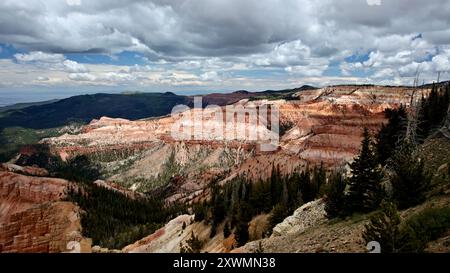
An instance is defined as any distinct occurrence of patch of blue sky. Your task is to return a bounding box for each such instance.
[0,43,21,59]
[65,51,147,66]
[351,69,372,78]
[323,61,341,77]
[344,52,370,63]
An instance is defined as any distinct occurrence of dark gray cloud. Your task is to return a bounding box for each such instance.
[0,0,450,89]
[1,0,449,58]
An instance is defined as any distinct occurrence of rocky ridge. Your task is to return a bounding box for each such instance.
[41,85,425,204]
[0,165,91,253]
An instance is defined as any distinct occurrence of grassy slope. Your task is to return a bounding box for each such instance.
[0,127,63,162]
[243,134,450,253]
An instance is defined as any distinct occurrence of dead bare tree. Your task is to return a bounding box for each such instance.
[405,67,421,144]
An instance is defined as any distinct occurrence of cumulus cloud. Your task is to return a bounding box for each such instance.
[1,0,450,90]
[285,65,328,77]
[63,60,89,73]
[68,73,96,82]
[340,62,364,76]
[433,53,450,72]
[2,0,446,59]
[251,40,316,67]
[372,68,395,79]
[14,51,90,74]
[14,52,65,63]
[200,71,220,82]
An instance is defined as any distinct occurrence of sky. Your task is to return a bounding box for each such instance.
[1,0,450,105]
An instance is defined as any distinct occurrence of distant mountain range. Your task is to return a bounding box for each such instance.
[2,82,448,130]
[0,86,316,130]
[0,99,59,113]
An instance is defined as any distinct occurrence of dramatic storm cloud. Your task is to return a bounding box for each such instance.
[0,0,449,93]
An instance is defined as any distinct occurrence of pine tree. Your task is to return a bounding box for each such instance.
[261,178,273,212]
[299,168,315,203]
[362,202,401,253]
[389,141,430,209]
[286,173,303,211]
[193,203,206,222]
[312,162,327,197]
[376,105,407,164]
[270,164,283,205]
[211,184,226,225]
[417,83,450,141]
[346,128,384,214]
[223,222,231,238]
[210,225,217,238]
[268,203,288,233]
[324,172,347,219]
[180,231,204,253]
[234,221,249,247]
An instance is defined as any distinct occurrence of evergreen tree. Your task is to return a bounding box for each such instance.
[312,162,327,197]
[286,173,303,211]
[363,205,450,253]
[270,164,283,205]
[397,207,450,252]
[376,105,407,164]
[281,177,289,206]
[299,168,315,203]
[418,84,436,139]
[249,179,272,214]
[193,203,206,222]
[362,202,401,253]
[180,231,204,253]
[346,128,384,214]
[234,221,249,247]
[324,172,347,219]
[211,184,226,226]
[223,222,231,238]
[261,179,273,212]
[66,182,181,249]
[389,141,430,209]
[417,83,450,141]
[210,225,217,238]
[268,203,289,233]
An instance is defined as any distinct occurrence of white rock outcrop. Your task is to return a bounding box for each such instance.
[271,199,326,237]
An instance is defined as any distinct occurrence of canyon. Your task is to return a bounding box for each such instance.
[0,84,437,253]
[0,164,92,253]
[42,85,420,202]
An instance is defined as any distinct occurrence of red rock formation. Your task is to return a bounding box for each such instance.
[37,85,427,203]
[0,171,91,253]
[0,202,90,253]
[1,163,49,177]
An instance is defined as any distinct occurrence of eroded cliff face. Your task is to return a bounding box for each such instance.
[122,214,234,253]
[0,85,437,253]
[41,86,423,204]
[0,166,91,253]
